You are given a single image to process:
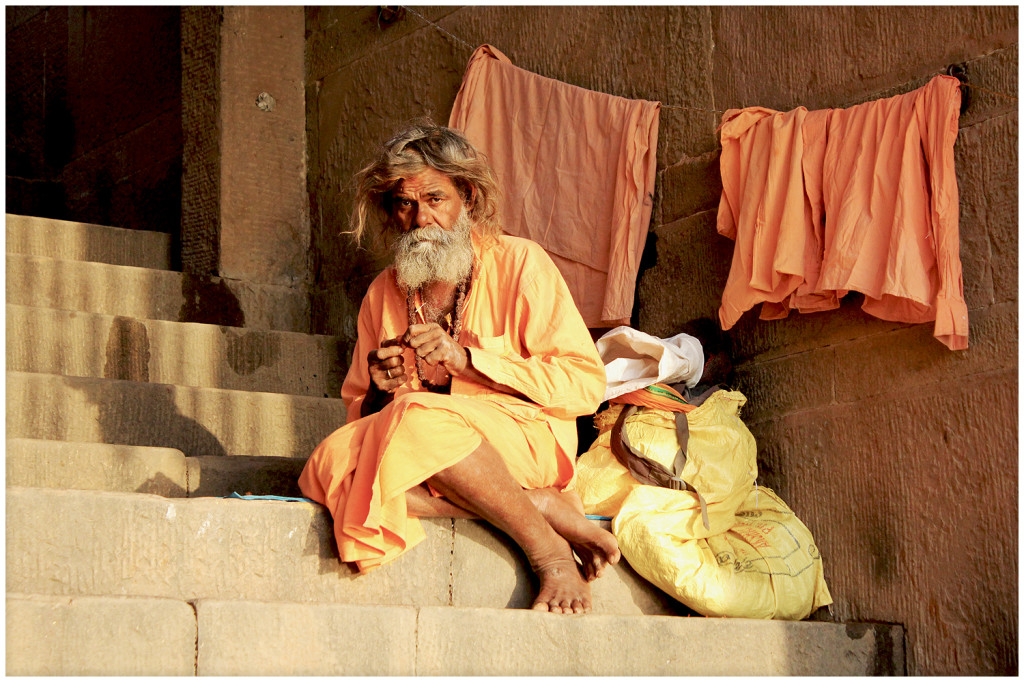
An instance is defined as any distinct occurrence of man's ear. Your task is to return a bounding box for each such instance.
[463,184,477,209]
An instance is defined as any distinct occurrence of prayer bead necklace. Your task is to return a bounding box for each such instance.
[405,271,471,393]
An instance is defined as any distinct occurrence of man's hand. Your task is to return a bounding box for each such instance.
[368,337,409,393]
[402,323,469,376]
[360,337,408,418]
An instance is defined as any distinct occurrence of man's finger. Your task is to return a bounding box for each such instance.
[370,345,405,363]
[403,323,445,346]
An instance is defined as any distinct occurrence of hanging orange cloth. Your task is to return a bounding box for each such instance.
[717,75,967,350]
[449,45,660,327]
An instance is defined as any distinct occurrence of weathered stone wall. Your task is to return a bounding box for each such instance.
[6,7,182,233]
[307,6,1017,674]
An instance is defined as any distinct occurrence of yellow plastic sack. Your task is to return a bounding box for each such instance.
[576,389,832,619]
[574,428,642,518]
[576,390,754,528]
[614,484,832,620]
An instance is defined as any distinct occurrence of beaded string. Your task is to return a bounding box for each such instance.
[405,271,471,392]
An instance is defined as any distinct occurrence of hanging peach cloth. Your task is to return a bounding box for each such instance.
[717,75,967,350]
[449,45,660,327]
[298,234,607,571]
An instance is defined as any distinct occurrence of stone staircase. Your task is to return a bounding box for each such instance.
[5,213,905,675]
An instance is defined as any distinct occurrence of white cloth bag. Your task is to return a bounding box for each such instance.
[596,326,704,402]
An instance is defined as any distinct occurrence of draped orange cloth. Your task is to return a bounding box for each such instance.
[298,234,607,571]
[449,45,660,327]
[717,75,967,350]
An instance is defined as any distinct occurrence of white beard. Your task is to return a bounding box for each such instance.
[393,208,474,291]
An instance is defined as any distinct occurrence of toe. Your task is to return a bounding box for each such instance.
[532,600,550,612]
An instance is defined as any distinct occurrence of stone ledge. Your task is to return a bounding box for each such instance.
[6,592,197,676]
[7,252,310,332]
[7,304,344,397]
[6,371,346,458]
[7,486,680,616]
[6,213,172,269]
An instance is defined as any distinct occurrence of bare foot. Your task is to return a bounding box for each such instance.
[531,558,592,614]
[526,488,621,582]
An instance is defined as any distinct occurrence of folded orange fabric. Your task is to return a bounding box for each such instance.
[449,45,660,327]
[610,382,696,413]
[717,75,967,350]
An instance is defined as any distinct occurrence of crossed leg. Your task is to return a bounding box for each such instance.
[407,445,620,610]
[422,440,593,613]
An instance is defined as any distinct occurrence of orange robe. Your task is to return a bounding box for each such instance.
[449,44,660,327]
[717,75,967,350]
[298,234,607,571]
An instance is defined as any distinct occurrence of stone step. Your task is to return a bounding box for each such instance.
[6,486,683,617]
[6,438,307,498]
[6,213,172,270]
[197,601,903,676]
[7,304,343,397]
[6,371,346,458]
[6,593,197,676]
[7,252,309,332]
[6,593,903,675]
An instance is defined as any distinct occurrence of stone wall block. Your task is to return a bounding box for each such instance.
[218,6,309,287]
[661,150,723,224]
[959,43,1018,127]
[749,372,1017,675]
[978,114,1018,304]
[196,600,417,675]
[6,439,190,496]
[733,347,835,425]
[307,6,457,81]
[727,301,909,363]
[6,6,48,30]
[311,282,360,356]
[416,607,903,676]
[712,7,1017,114]
[637,211,733,338]
[6,7,68,179]
[6,593,197,676]
[66,7,181,159]
[181,5,223,276]
[953,115,995,310]
[6,371,346,459]
[832,302,1016,403]
[7,487,455,606]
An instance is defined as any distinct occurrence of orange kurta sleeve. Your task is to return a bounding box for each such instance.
[458,239,606,420]
[918,76,968,349]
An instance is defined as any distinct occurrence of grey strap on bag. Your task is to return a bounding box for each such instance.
[609,386,724,530]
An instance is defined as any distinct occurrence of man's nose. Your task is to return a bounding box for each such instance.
[413,206,432,228]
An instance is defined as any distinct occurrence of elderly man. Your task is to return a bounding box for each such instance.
[299,122,619,614]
